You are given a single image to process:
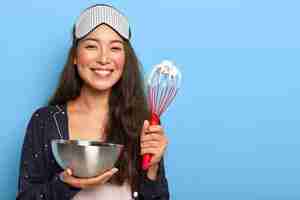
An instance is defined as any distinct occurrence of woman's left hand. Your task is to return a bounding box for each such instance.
[140,120,168,168]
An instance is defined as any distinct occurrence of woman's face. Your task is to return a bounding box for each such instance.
[75,24,126,92]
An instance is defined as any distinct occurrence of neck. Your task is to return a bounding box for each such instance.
[74,84,110,115]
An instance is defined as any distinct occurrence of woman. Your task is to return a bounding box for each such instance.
[17,4,169,200]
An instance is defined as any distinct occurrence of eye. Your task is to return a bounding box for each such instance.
[85,45,97,49]
[111,47,123,51]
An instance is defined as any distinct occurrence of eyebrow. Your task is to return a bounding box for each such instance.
[81,38,123,44]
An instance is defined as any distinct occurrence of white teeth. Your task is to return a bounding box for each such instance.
[93,69,112,76]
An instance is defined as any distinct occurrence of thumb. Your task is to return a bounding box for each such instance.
[66,168,73,176]
[141,120,150,136]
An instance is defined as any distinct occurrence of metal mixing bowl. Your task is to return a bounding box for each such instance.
[51,139,124,178]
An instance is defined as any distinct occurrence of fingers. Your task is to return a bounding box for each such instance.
[141,147,160,156]
[140,120,168,167]
[141,120,164,135]
[140,121,168,154]
[141,133,162,143]
[59,168,72,181]
[60,168,118,189]
[140,140,168,155]
[141,141,161,149]
[83,168,118,186]
[60,169,81,188]
[147,125,164,134]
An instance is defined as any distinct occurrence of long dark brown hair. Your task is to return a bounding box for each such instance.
[49,26,149,190]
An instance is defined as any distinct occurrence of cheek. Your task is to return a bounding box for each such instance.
[76,51,96,65]
[112,53,126,70]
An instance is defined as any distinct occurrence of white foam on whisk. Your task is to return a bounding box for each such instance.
[148,60,181,87]
[147,60,182,115]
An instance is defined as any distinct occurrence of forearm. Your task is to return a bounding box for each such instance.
[139,159,169,200]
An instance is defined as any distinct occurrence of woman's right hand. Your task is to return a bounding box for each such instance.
[59,168,118,189]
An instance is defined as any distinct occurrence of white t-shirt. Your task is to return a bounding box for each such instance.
[72,182,132,200]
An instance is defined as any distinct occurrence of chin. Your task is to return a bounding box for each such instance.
[81,75,121,93]
[93,86,113,92]
[88,81,118,92]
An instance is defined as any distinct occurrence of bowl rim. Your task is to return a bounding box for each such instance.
[51,139,124,148]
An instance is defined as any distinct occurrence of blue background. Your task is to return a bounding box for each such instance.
[1,0,300,199]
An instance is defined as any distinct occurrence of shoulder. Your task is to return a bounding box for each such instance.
[28,104,65,123]
[33,104,64,117]
[25,104,67,138]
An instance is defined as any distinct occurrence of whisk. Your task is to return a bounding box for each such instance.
[142,60,182,170]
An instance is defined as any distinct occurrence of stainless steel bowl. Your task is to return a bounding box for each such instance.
[51,139,124,178]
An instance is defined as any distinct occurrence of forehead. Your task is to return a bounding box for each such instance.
[82,24,123,42]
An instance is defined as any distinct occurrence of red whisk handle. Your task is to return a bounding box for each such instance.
[142,112,160,170]
[150,113,160,125]
[142,154,151,170]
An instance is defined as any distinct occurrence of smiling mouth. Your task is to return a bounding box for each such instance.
[90,68,113,76]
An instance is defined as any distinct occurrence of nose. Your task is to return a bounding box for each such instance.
[97,46,110,65]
